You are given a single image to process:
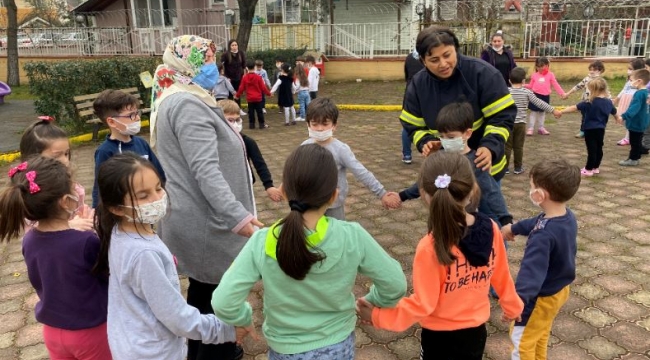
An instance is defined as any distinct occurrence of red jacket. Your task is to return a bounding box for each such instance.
[235,73,271,103]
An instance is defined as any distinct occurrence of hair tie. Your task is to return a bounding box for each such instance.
[38,115,55,122]
[289,200,308,213]
[8,162,28,178]
[25,171,41,194]
[435,174,451,189]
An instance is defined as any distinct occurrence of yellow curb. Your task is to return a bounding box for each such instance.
[243,104,402,112]
[0,120,151,165]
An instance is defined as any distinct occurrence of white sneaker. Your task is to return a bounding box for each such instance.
[240,110,247,116]
[262,109,267,114]
[296,117,304,121]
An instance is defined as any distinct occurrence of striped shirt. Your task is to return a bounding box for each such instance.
[509,87,555,123]
[570,75,611,101]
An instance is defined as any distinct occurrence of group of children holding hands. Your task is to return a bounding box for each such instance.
[217,56,320,129]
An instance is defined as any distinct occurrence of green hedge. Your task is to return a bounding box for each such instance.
[24,57,161,133]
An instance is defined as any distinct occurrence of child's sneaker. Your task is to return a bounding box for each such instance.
[538,127,550,135]
[619,159,639,166]
[240,110,247,116]
[262,108,267,114]
[514,167,525,175]
[526,129,534,136]
[505,169,510,174]
[617,138,630,146]
[580,168,594,176]
[402,155,412,164]
[295,117,304,122]
[575,131,584,138]
[592,168,600,174]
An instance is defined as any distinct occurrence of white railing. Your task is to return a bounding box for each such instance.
[320,22,419,58]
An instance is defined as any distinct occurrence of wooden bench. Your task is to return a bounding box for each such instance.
[73,87,151,141]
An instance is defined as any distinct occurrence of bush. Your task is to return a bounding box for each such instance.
[24,57,162,134]
[245,48,308,76]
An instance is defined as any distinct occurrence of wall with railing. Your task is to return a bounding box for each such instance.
[1,18,648,59]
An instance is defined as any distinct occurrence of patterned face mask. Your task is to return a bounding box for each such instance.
[122,191,168,224]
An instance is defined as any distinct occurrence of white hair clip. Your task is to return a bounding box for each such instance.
[435,174,451,189]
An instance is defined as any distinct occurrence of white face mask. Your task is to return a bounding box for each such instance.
[122,192,168,224]
[627,69,633,76]
[115,120,142,136]
[589,71,600,78]
[529,188,543,207]
[233,120,243,133]
[65,194,79,218]
[309,128,333,142]
[492,45,503,52]
[440,137,465,153]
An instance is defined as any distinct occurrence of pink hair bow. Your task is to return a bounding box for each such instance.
[8,162,28,178]
[25,171,41,194]
[38,115,55,122]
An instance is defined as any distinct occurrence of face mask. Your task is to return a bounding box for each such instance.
[233,120,243,133]
[540,67,549,75]
[440,137,465,153]
[529,188,543,207]
[308,128,333,142]
[627,69,633,76]
[589,71,600,78]
[192,63,219,90]
[123,192,168,224]
[492,45,503,52]
[65,194,79,218]
[115,120,141,136]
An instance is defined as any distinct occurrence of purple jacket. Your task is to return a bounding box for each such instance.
[480,47,516,85]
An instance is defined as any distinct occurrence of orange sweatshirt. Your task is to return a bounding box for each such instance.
[372,219,523,331]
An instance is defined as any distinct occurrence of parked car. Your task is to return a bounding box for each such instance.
[0,33,35,48]
[58,32,89,46]
[30,32,63,47]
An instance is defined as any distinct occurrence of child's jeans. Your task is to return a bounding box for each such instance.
[268,332,354,360]
[43,322,112,360]
[248,101,265,128]
[401,128,412,158]
[297,90,310,118]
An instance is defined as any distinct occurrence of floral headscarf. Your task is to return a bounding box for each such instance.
[150,35,218,148]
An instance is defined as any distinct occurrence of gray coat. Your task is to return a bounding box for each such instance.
[155,92,255,283]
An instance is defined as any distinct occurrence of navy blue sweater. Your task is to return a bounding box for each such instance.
[576,97,616,130]
[92,135,166,207]
[512,209,577,303]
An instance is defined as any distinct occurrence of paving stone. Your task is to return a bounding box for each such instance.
[359,324,413,344]
[0,261,27,278]
[483,331,511,360]
[0,311,25,334]
[0,299,21,315]
[0,283,32,302]
[15,324,42,348]
[0,347,19,360]
[354,327,372,347]
[386,336,421,360]
[551,313,597,342]
[596,296,649,322]
[547,342,597,360]
[18,343,48,360]
[627,290,650,307]
[620,354,650,360]
[573,283,609,301]
[592,276,639,294]
[355,344,398,360]
[602,322,650,353]
[573,307,617,328]
[578,336,627,360]
[637,316,650,332]
[0,332,14,349]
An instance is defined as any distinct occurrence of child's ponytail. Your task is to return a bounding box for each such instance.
[276,144,338,280]
[419,152,476,266]
[0,186,28,242]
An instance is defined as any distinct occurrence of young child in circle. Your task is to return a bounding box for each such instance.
[560,78,618,176]
[357,151,523,360]
[614,58,646,146]
[19,116,94,231]
[93,153,238,360]
[0,156,111,359]
[271,63,297,126]
[212,144,406,360]
[525,57,566,136]
[617,69,650,166]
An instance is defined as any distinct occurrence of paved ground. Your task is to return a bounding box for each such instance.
[0,100,37,153]
[1,107,650,360]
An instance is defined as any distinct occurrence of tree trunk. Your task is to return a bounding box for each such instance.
[5,0,20,86]
[236,0,259,52]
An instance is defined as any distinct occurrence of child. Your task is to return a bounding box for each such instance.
[213,66,236,101]
[274,57,285,113]
[0,156,111,359]
[218,100,283,202]
[254,59,272,114]
[235,60,272,130]
[92,89,166,208]
[501,159,581,360]
[642,59,650,154]
[305,55,320,100]
[20,116,94,231]
[212,144,407,359]
[301,98,401,219]
[617,69,650,166]
[508,67,562,173]
[525,57,566,136]
[271,63,297,126]
[563,60,610,138]
[560,78,618,176]
[614,58,646,146]
[93,153,237,359]
[356,151,523,360]
[294,63,310,121]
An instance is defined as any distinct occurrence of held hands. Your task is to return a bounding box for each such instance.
[501,224,515,241]
[615,115,624,125]
[501,313,522,323]
[355,297,375,325]
[237,218,265,238]
[474,147,492,172]
[381,192,402,209]
[552,109,562,119]
[266,187,283,202]
[235,323,259,344]
[422,140,442,157]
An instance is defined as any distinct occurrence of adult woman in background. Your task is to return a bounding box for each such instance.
[221,39,247,115]
[480,31,517,87]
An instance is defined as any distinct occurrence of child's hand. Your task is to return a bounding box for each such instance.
[235,323,259,344]
[233,97,239,101]
[266,187,283,202]
[69,216,95,232]
[237,218,264,238]
[381,192,401,209]
[553,109,562,119]
[422,140,441,157]
[501,313,522,323]
[616,115,624,125]
[501,224,515,241]
[355,297,375,325]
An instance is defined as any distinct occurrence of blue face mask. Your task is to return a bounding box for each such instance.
[192,63,219,90]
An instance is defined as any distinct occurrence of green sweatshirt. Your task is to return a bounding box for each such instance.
[211,217,406,354]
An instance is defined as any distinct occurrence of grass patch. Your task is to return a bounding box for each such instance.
[5,85,36,100]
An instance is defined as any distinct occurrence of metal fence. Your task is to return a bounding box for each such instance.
[1,18,648,59]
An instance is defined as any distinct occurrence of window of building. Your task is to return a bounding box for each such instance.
[263,0,315,23]
[132,0,176,28]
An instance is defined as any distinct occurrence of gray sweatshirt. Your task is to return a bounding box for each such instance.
[212,76,236,99]
[107,228,235,360]
[302,138,386,208]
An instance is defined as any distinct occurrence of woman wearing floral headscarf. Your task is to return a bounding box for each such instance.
[151,35,261,360]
